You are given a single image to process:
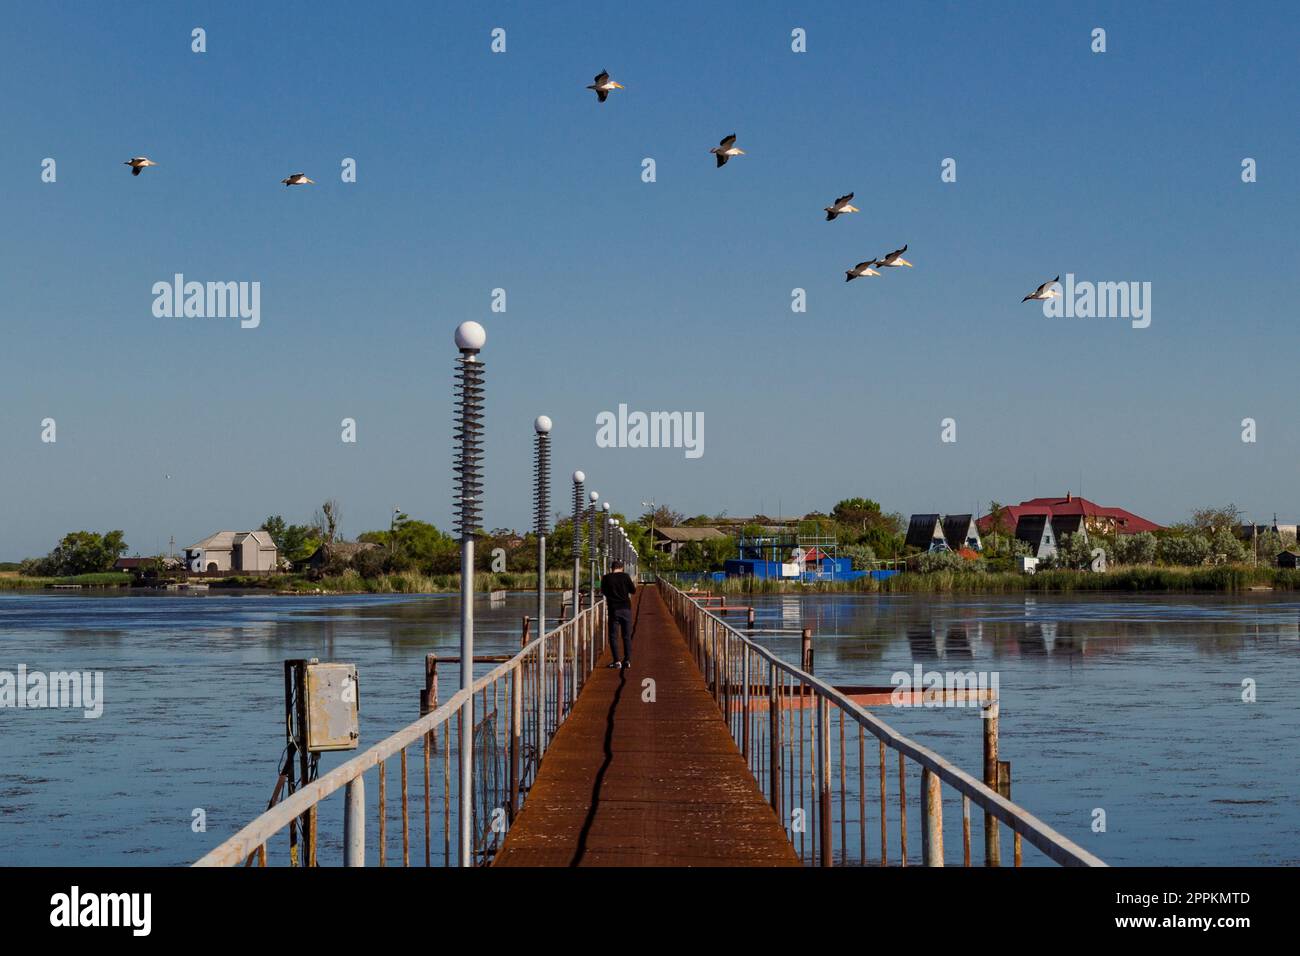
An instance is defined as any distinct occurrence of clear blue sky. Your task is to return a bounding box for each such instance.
[2,1,1298,559]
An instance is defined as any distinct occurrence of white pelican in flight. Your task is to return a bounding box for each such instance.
[1022,276,1061,302]
[281,173,315,186]
[845,260,881,282]
[824,192,859,221]
[710,134,745,168]
[878,244,913,268]
[587,70,624,103]
[124,157,157,176]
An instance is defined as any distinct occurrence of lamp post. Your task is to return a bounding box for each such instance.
[588,491,599,608]
[642,500,656,574]
[452,320,486,868]
[533,416,551,634]
[571,472,585,619]
[602,502,611,575]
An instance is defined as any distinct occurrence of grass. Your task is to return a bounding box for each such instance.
[275,569,579,594]
[676,565,1300,595]
[0,572,132,590]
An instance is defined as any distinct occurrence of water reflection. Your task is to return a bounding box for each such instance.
[745,592,1300,866]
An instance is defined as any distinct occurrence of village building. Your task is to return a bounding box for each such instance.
[651,526,728,557]
[906,514,983,552]
[1015,514,1058,560]
[979,493,1160,537]
[184,530,278,573]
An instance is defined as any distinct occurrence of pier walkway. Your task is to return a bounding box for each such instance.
[493,586,798,866]
[195,581,1105,869]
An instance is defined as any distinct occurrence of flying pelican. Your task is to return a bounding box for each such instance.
[825,193,860,221]
[124,157,157,176]
[710,134,745,168]
[587,70,624,103]
[878,244,913,268]
[1022,276,1061,302]
[281,173,315,186]
[845,260,882,282]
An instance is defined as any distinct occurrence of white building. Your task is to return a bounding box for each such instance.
[185,530,279,573]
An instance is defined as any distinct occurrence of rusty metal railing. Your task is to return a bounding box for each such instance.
[661,580,1105,867]
[194,599,607,867]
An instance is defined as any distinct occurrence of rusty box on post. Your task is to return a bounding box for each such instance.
[303,662,360,752]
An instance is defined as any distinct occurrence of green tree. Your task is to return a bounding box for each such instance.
[25,530,129,576]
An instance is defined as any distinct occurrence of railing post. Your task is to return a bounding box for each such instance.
[817,694,832,867]
[344,777,365,867]
[741,645,751,762]
[769,658,781,816]
[983,698,1001,866]
[922,767,943,866]
[509,663,522,822]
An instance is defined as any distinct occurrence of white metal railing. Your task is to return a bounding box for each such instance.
[661,580,1105,867]
[194,599,607,867]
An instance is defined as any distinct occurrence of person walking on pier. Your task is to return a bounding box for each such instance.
[600,559,636,669]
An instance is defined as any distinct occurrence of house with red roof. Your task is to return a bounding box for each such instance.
[978,493,1161,537]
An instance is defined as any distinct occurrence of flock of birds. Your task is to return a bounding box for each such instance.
[123,69,1060,303]
[124,156,313,187]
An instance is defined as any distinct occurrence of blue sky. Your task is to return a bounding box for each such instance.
[2,1,1298,559]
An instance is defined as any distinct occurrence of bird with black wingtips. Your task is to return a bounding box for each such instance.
[710,133,745,167]
[1022,276,1061,302]
[824,192,859,221]
[878,244,913,268]
[586,70,624,102]
[124,157,157,176]
[281,173,315,186]
[845,260,882,282]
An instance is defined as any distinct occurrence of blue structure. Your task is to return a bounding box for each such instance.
[723,557,898,583]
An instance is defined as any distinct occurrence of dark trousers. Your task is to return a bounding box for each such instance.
[608,607,633,662]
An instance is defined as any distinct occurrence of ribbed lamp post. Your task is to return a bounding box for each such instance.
[452,319,485,868]
[533,416,551,633]
[571,471,585,619]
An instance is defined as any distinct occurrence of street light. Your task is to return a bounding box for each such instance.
[452,319,485,868]
[571,471,585,619]
[642,500,656,574]
[588,491,599,608]
[533,416,552,636]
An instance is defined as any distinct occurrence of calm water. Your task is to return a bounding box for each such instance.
[746,592,1300,866]
[0,590,535,866]
[1,590,1297,866]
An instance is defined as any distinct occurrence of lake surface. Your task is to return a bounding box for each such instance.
[1,589,1296,866]
[746,592,1300,866]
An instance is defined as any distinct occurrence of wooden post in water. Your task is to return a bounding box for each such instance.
[420,654,438,716]
[998,760,1020,866]
[801,628,813,672]
[983,698,1000,866]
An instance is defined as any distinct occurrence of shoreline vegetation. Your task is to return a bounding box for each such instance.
[5,565,1300,595]
[8,500,1296,597]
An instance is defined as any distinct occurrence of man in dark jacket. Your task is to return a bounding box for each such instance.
[600,560,637,669]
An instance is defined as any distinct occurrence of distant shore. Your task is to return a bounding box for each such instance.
[4,565,1298,595]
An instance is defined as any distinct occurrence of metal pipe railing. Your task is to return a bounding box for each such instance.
[194,599,607,867]
[659,579,1105,868]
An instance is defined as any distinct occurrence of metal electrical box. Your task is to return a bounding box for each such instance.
[304,662,360,752]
